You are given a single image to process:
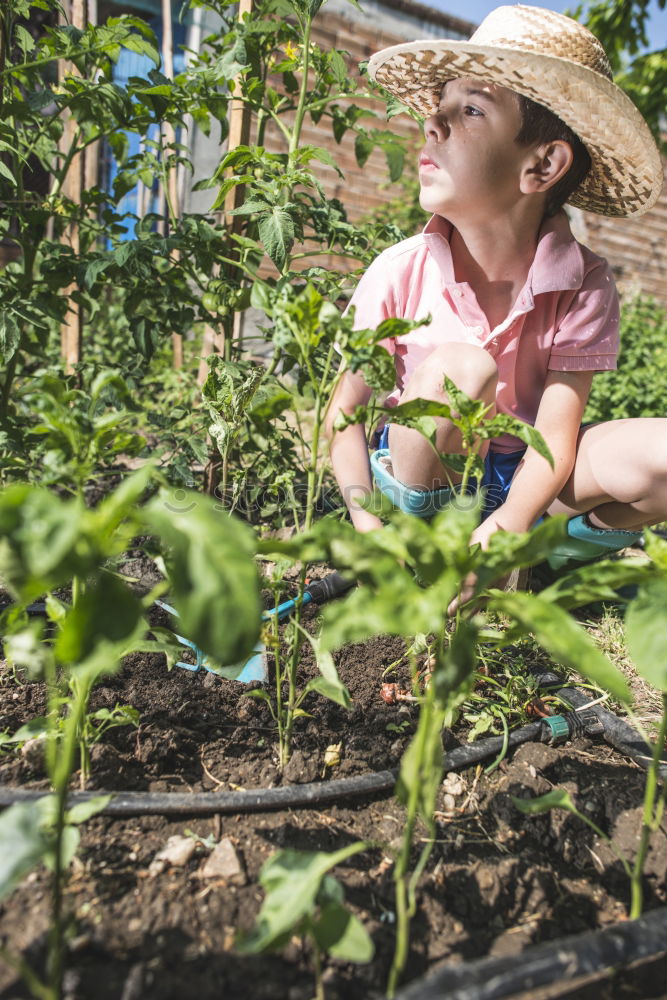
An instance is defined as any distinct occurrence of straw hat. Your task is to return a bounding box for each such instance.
[367,4,663,217]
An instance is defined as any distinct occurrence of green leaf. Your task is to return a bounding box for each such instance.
[0,310,21,362]
[228,198,273,216]
[4,624,53,680]
[354,132,374,168]
[473,516,571,592]
[311,646,351,709]
[625,579,667,692]
[8,717,49,744]
[55,574,144,665]
[643,529,667,572]
[43,825,80,873]
[0,800,52,900]
[537,556,653,611]
[258,208,295,271]
[0,161,17,189]
[0,487,88,601]
[122,32,160,66]
[142,494,261,666]
[489,591,632,704]
[512,787,578,816]
[237,842,368,954]
[383,143,405,183]
[314,902,374,963]
[66,795,112,825]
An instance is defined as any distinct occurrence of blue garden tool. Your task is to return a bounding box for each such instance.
[158,571,354,684]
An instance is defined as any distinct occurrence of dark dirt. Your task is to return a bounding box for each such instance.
[1,581,667,999]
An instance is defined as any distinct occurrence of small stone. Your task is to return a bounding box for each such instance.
[148,835,196,875]
[282,749,319,784]
[67,934,91,953]
[513,742,559,771]
[199,837,246,884]
[21,736,46,769]
[120,962,145,1000]
[442,772,465,797]
[442,793,456,812]
[203,671,219,689]
[476,866,496,891]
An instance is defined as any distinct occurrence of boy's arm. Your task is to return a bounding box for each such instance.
[325,369,384,533]
[472,369,594,546]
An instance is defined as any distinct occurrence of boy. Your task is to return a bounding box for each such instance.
[325,4,665,568]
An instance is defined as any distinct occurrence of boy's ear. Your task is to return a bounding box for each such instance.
[521,140,573,194]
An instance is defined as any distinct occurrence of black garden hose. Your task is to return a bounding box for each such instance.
[533,668,667,779]
[393,904,667,1000]
[0,724,544,816]
[0,676,663,816]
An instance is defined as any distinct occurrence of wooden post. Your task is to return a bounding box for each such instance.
[58,0,87,372]
[197,0,253,385]
[160,0,184,369]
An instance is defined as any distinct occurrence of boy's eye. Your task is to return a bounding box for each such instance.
[464,105,483,117]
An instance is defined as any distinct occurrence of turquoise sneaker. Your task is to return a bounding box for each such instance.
[546,514,643,571]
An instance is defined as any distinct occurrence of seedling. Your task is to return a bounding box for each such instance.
[238,843,374,1000]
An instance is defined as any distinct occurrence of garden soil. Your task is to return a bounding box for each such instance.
[1,584,667,999]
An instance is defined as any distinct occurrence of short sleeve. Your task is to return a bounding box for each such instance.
[548,259,620,372]
[343,251,399,356]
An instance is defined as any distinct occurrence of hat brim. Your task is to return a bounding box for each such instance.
[368,39,663,217]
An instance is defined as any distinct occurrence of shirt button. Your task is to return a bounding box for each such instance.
[453,288,463,298]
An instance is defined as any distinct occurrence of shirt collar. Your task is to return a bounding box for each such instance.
[421,210,585,295]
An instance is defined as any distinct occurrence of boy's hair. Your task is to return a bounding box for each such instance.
[515,94,592,217]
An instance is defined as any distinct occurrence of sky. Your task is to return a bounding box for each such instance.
[426,0,667,52]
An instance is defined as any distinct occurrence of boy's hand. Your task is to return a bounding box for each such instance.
[446,512,506,616]
[352,510,384,533]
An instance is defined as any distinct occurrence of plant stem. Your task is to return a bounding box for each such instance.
[311,938,325,1000]
[387,690,434,998]
[630,692,667,919]
[272,600,287,768]
[287,14,311,166]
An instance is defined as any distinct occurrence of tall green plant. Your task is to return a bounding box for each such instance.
[260,375,651,993]
[0,471,262,999]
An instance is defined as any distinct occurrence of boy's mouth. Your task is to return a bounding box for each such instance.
[419,153,439,172]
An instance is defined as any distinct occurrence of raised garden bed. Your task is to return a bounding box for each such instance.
[2,580,666,1000]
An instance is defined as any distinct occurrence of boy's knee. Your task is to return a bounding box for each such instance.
[408,343,497,401]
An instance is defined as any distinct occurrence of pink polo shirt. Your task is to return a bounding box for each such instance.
[348,212,619,453]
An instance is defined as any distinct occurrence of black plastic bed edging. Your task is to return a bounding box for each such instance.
[392,903,667,1000]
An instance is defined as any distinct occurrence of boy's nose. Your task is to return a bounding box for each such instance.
[424,112,449,142]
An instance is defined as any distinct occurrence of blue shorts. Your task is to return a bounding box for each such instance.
[375,424,525,521]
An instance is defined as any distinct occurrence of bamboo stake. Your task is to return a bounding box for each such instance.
[197,0,253,385]
[58,0,87,373]
[160,0,184,368]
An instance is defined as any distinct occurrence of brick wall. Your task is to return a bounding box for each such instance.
[571,162,667,304]
[260,0,667,307]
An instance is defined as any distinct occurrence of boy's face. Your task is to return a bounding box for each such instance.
[419,78,533,221]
